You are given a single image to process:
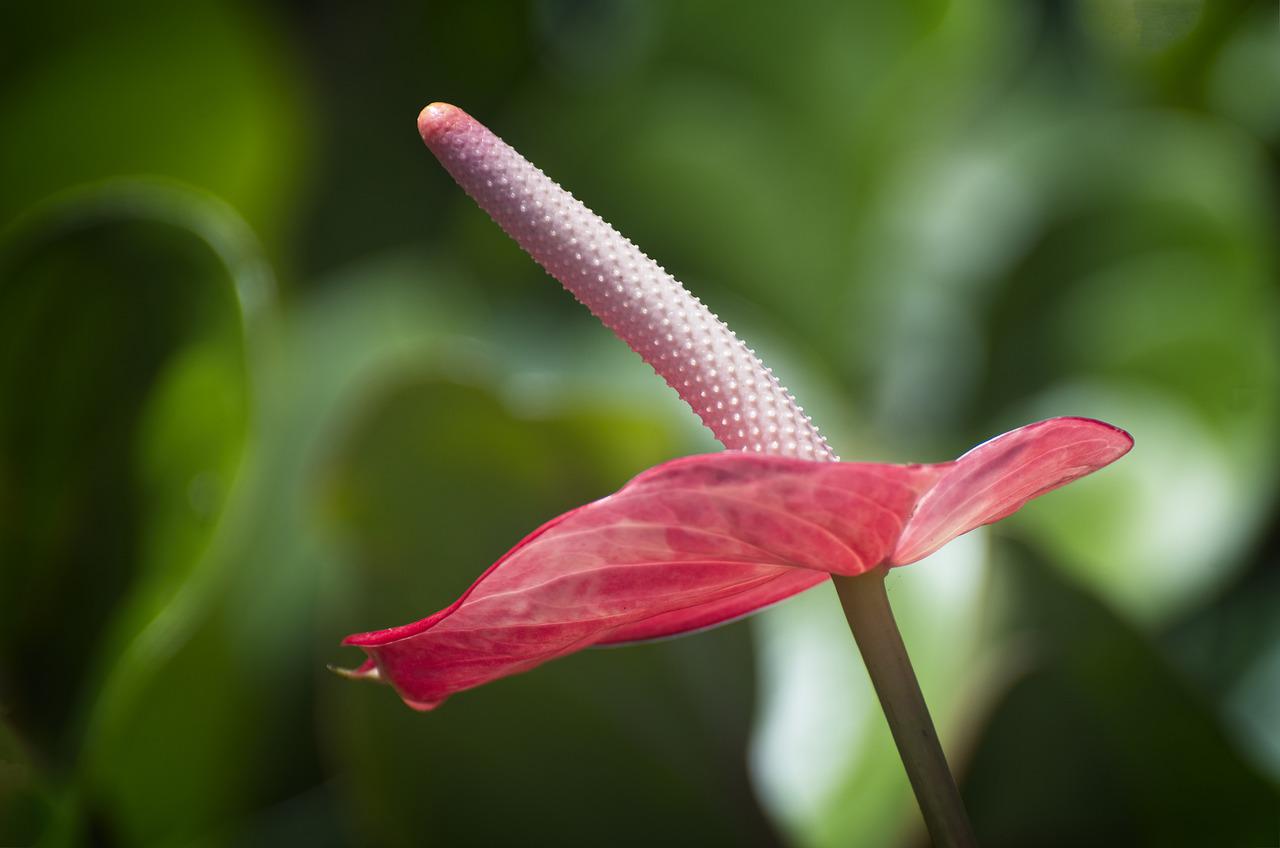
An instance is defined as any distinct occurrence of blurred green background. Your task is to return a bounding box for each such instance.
[2,0,1278,845]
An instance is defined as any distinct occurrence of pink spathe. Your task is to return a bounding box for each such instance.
[343,417,1132,710]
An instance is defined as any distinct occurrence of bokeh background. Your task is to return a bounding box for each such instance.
[2,0,1278,845]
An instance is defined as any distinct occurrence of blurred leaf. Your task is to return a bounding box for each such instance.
[0,0,306,249]
[1080,0,1204,52]
[288,0,538,278]
[1227,636,1280,783]
[0,182,262,773]
[1168,519,1280,784]
[0,716,51,847]
[1206,6,1280,140]
[0,181,271,844]
[961,540,1280,847]
[73,259,460,845]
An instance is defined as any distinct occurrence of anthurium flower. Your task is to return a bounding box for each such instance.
[340,104,1132,711]
[344,417,1130,709]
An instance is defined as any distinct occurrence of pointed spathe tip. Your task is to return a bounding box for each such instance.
[327,660,381,681]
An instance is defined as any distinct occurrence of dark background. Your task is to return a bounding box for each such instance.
[2,1,1278,845]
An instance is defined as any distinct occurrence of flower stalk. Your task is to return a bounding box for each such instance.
[834,569,977,847]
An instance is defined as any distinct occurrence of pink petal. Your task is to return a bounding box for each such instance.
[595,569,830,646]
[889,417,1134,565]
[342,418,1131,709]
[344,456,939,709]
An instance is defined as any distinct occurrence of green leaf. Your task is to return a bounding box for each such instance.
[962,541,1280,847]
[0,182,262,769]
[0,716,53,847]
[0,0,306,247]
[0,182,269,845]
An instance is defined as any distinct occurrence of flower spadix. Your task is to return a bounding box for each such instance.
[415,102,834,460]
[339,104,1132,711]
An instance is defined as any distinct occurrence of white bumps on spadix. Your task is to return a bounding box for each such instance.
[418,103,837,462]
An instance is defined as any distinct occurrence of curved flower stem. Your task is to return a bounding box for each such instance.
[832,568,977,848]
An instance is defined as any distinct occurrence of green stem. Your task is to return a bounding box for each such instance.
[832,568,977,848]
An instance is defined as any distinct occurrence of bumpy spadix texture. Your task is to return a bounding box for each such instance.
[417,103,835,460]
[343,417,1132,710]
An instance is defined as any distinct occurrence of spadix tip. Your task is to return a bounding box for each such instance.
[417,102,463,143]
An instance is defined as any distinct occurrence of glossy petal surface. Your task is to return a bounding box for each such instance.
[890,417,1135,565]
[343,417,1132,709]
